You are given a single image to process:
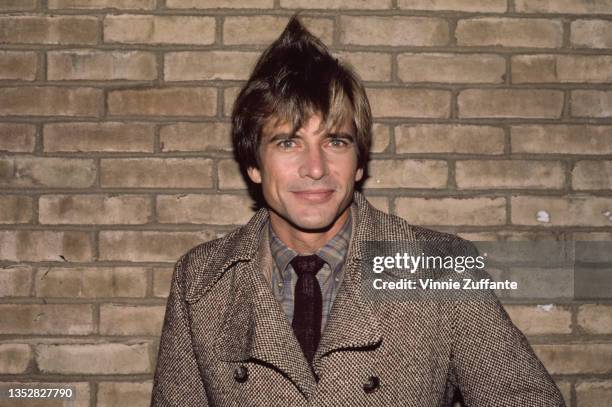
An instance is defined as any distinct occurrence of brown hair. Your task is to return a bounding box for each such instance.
[231,15,372,175]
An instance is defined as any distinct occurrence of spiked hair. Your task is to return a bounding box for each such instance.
[231,15,372,176]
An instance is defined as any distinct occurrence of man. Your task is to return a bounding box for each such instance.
[150,16,565,407]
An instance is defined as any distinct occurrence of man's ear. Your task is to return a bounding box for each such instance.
[247,167,262,184]
[355,167,364,182]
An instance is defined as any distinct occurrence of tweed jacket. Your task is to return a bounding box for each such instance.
[150,191,565,407]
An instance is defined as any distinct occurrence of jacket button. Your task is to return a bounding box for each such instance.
[233,365,248,383]
[363,375,380,394]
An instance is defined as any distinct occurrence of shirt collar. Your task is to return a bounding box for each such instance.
[269,207,353,275]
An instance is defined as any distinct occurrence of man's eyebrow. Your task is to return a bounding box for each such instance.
[267,133,297,143]
[266,131,355,143]
[328,132,355,141]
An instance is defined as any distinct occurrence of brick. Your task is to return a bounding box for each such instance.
[371,123,390,153]
[396,125,504,154]
[0,382,89,407]
[39,194,151,225]
[505,305,571,335]
[222,86,240,117]
[368,88,451,118]
[339,16,448,46]
[49,0,156,9]
[0,344,31,374]
[218,159,247,189]
[0,304,93,335]
[0,87,101,117]
[399,0,507,12]
[573,161,612,190]
[456,18,562,48]
[280,0,390,9]
[576,381,612,407]
[0,51,37,80]
[48,50,156,81]
[515,0,612,14]
[157,194,253,225]
[160,122,231,152]
[168,0,272,7]
[0,123,36,152]
[574,231,612,241]
[534,344,612,374]
[0,0,37,10]
[458,230,560,241]
[363,195,389,213]
[335,52,392,82]
[0,231,92,262]
[0,265,33,297]
[573,232,612,263]
[0,195,33,223]
[504,266,574,300]
[458,89,563,118]
[35,267,147,298]
[398,53,505,83]
[395,197,506,226]
[100,158,213,188]
[511,125,612,154]
[510,54,555,83]
[36,343,151,374]
[558,382,572,406]
[512,54,612,83]
[108,87,216,117]
[511,196,612,226]
[572,90,612,118]
[99,230,215,262]
[456,231,504,241]
[100,305,165,336]
[165,51,259,81]
[223,16,333,45]
[578,304,612,334]
[44,122,154,153]
[0,156,96,188]
[97,382,153,407]
[366,159,447,189]
[571,20,612,48]
[104,15,215,45]
[152,266,173,298]
[0,16,98,45]
[456,160,565,189]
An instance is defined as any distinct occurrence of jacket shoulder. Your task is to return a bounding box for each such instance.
[173,226,246,303]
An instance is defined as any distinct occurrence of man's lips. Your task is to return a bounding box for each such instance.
[291,189,335,203]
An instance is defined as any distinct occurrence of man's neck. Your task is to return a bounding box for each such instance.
[269,208,351,255]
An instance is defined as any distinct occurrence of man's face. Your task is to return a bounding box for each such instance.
[247,113,363,232]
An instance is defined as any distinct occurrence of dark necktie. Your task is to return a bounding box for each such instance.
[290,254,325,365]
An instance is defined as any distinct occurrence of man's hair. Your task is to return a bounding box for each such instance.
[231,15,372,175]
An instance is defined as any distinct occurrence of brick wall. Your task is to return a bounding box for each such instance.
[0,1,610,406]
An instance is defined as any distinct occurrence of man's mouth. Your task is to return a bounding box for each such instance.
[291,189,335,203]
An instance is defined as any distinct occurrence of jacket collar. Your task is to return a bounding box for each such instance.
[192,191,387,398]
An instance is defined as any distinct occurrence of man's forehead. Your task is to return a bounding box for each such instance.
[261,113,354,137]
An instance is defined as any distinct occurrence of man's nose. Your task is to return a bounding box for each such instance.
[298,145,328,180]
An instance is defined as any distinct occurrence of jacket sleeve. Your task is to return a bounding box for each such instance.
[150,255,209,407]
[449,241,566,407]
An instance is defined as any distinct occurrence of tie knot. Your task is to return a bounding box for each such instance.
[290,254,325,277]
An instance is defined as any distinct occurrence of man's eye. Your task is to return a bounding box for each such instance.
[329,138,349,148]
[277,139,297,149]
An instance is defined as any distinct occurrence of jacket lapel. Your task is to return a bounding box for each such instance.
[214,214,318,398]
[313,196,383,369]
[314,258,382,362]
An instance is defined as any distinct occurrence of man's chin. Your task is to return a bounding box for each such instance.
[284,211,340,233]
